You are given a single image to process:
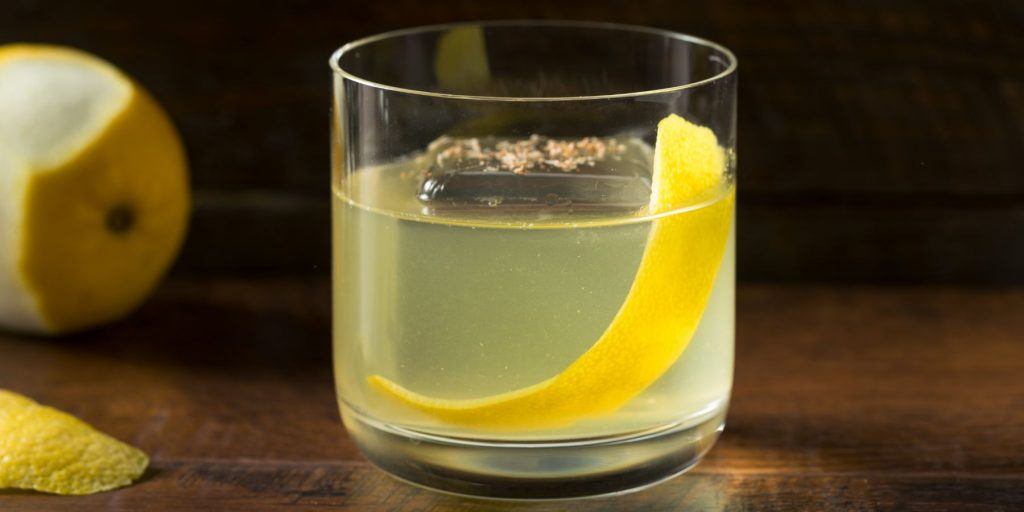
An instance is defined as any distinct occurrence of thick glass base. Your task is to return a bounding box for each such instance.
[341,403,727,500]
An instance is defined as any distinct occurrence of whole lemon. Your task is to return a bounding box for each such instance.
[0,44,189,334]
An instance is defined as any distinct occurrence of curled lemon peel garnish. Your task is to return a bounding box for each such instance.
[369,114,734,430]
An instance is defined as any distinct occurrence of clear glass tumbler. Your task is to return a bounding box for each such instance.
[331,21,737,499]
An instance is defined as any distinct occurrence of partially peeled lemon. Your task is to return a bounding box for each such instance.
[0,44,189,334]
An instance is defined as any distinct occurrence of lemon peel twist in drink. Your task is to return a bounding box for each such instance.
[369,114,735,430]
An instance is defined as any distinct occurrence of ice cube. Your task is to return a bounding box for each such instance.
[418,135,652,211]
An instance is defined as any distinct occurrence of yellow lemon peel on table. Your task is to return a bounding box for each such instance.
[369,114,735,430]
[0,44,189,335]
[0,389,149,495]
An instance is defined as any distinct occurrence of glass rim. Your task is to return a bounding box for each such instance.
[329,20,738,102]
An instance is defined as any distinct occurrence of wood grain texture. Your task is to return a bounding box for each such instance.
[1,279,1022,510]
[3,0,1023,282]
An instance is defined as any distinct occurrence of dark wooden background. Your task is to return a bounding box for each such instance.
[4,0,1023,283]
[3,4,1024,508]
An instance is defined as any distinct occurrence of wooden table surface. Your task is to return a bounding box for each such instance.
[1,278,1022,511]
